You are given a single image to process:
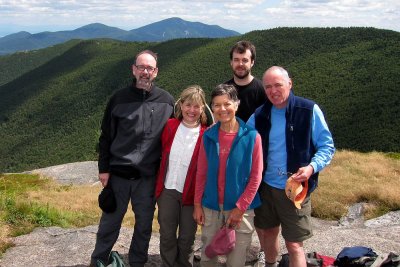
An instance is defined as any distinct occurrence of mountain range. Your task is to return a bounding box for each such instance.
[0,17,240,55]
[0,27,399,172]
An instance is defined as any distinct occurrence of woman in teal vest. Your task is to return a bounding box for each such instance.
[193,84,263,267]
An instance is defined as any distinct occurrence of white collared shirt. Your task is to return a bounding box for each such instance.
[164,123,200,192]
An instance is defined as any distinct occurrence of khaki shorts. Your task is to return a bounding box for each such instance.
[254,182,313,242]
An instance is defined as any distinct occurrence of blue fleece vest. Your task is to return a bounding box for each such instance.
[254,92,319,194]
[202,118,261,211]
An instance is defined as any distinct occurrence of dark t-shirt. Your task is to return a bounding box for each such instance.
[225,78,267,122]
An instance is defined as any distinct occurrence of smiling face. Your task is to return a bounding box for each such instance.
[180,99,203,125]
[263,67,292,109]
[211,94,238,124]
[132,53,158,90]
[230,49,254,79]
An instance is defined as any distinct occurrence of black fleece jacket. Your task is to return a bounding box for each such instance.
[98,81,174,178]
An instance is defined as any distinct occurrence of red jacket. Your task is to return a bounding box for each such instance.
[155,118,207,205]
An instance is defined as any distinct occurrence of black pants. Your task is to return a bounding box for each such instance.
[91,174,156,267]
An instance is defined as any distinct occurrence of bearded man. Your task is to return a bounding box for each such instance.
[91,50,174,267]
[223,40,266,122]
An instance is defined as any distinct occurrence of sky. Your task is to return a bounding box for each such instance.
[0,0,399,37]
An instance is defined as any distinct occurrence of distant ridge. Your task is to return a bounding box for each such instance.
[128,17,240,41]
[0,17,240,55]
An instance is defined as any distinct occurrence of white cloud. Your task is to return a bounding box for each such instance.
[257,0,400,30]
[0,0,398,37]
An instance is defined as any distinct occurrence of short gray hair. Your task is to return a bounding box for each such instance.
[211,84,240,106]
[264,66,291,84]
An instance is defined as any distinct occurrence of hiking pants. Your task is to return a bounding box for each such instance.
[157,188,197,267]
[91,174,156,267]
[200,207,255,267]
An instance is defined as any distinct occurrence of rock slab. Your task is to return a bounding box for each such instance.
[1,216,399,267]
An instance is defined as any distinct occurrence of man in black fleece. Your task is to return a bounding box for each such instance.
[91,50,175,267]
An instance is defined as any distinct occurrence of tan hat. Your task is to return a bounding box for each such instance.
[285,176,308,209]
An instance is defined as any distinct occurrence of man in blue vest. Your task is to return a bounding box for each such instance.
[247,66,335,267]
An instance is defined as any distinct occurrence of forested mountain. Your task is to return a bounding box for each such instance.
[0,17,240,55]
[0,40,81,86]
[0,27,399,172]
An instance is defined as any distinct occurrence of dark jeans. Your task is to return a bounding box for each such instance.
[91,174,156,266]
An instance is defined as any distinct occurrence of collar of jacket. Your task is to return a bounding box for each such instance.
[205,117,249,143]
[262,91,295,113]
[131,79,154,96]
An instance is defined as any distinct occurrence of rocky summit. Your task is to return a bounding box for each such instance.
[1,161,398,266]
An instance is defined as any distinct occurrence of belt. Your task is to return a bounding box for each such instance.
[123,176,141,180]
[110,166,141,180]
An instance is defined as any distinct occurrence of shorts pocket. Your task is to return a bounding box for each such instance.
[295,196,311,216]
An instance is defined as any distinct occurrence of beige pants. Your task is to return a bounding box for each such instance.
[200,207,255,267]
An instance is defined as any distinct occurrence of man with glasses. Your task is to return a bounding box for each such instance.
[91,50,175,267]
[224,40,266,122]
[247,66,335,267]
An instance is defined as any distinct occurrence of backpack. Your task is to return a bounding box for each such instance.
[96,251,125,267]
[334,246,378,267]
[278,252,334,267]
[315,252,336,267]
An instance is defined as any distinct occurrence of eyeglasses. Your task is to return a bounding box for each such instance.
[135,65,157,73]
[278,168,294,177]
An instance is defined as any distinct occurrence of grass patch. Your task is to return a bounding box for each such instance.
[0,173,157,256]
[0,149,399,256]
[386,152,400,160]
[312,150,400,220]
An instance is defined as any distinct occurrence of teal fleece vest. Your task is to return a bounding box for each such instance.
[202,118,261,211]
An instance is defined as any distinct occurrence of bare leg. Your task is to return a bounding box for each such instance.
[285,241,306,267]
[256,227,264,251]
[258,226,280,265]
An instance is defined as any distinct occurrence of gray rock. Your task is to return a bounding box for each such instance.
[0,225,254,267]
[338,202,366,227]
[365,211,400,228]
[26,161,99,185]
[1,217,399,267]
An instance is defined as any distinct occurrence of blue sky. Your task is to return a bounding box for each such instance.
[0,0,399,37]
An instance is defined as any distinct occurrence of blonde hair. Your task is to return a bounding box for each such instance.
[175,85,208,125]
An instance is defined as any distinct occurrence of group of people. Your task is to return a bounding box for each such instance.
[90,41,335,267]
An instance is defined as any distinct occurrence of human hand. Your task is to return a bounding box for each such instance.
[99,172,110,187]
[193,204,205,225]
[226,207,245,229]
[291,165,314,183]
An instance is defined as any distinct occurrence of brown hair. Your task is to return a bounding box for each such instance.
[229,40,256,62]
[135,49,158,63]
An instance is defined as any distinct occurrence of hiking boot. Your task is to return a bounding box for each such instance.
[254,251,266,267]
